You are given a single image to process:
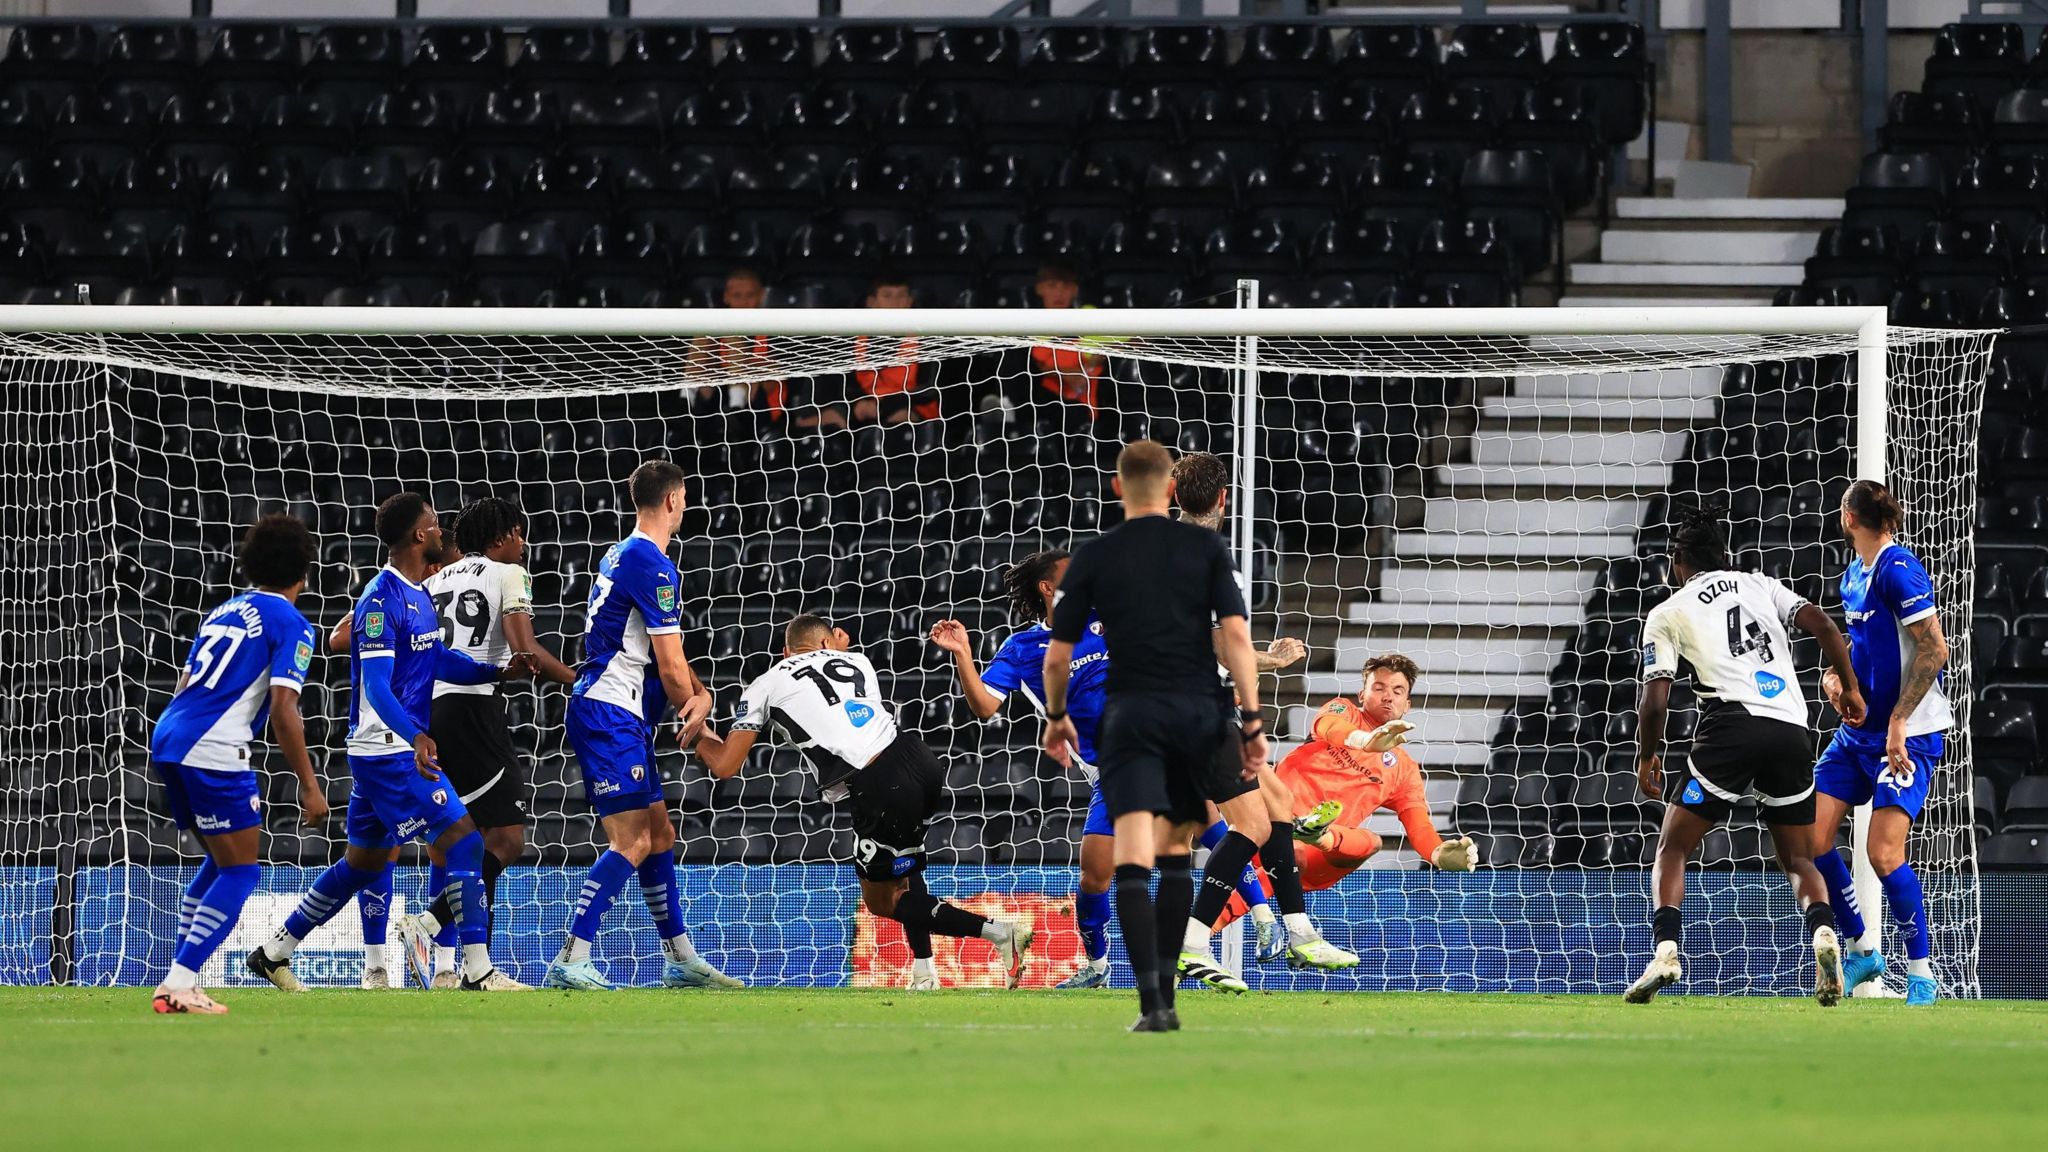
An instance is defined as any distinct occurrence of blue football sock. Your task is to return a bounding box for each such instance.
[569,850,636,945]
[282,859,382,942]
[639,853,695,962]
[428,862,456,947]
[357,862,393,946]
[1075,888,1112,962]
[1879,861,1932,961]
[1813,849,1867,942]
[179,856,220,943]
[1236,858,1269,911]
[443,832,488,948]
[1198,821,1228,851]
[173,863,258,976]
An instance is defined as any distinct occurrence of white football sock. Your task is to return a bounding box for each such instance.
[363,944,386,970]
[419,911,444,937]
[162,963,200,990]
[911,957,937,981]
[434,945,457,974]
[1908,958,1934,980]
[461,943,492,978]
[262,930,300,961]
[560,936,592,965]
[978,921,1012,945]
[1250,903,1276,926]
[1183,921,1213,952]
[662,934,700,965]
[1283,912,1316,939]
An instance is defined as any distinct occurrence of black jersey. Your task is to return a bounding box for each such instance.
[1049,513,1248,698]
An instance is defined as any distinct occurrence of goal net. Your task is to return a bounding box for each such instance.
[0,305,1993,995]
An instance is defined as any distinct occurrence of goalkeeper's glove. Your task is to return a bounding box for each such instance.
[1432,835,1479,872]
[1344,719,1415,753]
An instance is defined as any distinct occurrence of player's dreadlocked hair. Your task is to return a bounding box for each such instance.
[1670,503,1731,574]
[455,496,525,556]
[1003,549,1071,622]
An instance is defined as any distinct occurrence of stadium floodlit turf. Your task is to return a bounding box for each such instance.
[3,987,2044,1148]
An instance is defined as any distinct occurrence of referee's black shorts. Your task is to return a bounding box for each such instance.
[428,693,528,829]
[1096,691,1248,825]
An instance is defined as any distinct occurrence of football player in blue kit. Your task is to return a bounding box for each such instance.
[248,494,534,992]
[544,461,740,991]
[148,515,326,1014]
[1810,480,1954,1005]
[932,550,1118,988]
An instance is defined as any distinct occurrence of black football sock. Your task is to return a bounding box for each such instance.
[902,873,934,959]
[1652,905,1682,949]
[929,899,989,941]
[1189,830,1261,931]
[1262,821,1306,916]
[1804,901,1838,937]
[1114,862,1162,1015]
[1153,854,1193,1011]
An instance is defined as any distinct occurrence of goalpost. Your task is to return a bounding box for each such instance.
[0,304,1993,995]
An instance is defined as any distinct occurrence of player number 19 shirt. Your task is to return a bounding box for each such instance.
[1641,569,1810,727]
[734,649,898,791]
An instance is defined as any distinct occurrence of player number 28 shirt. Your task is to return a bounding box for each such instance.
[1641,569,1809,727]
[734,649,899,793]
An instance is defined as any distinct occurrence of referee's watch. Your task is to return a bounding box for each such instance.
[1046,708,1068,722]
[1238,714,1266,742]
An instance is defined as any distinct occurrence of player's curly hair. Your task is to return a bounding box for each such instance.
[1362,652,1420,689]
[375,492,431,551]
[239,514,315,590]
[1670,502,1731,574]
[1172,451,1229,517]
[1004,549,1071,622]
[455,496,525,556]
[1843,478,1905,535]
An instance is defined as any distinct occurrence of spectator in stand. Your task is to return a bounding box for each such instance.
[847,274,938,426]
[1025,262,1107,422]
[689,268,788,434]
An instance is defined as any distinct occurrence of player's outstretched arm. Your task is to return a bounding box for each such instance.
[1254,637,1307,672]
[501,611,577,686]
[931,620,1004,719]
[267,685,328,825]
[1794,603,1866,726]
[1635,677,1671,800]
[433,646,529,686]
[692,726,755,780]
[650,632,713,744]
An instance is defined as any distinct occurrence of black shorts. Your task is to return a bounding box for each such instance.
[844,732,944,883]
[1679,703,1816,826]
[428,693,528,830]
[1096,691,1245,825]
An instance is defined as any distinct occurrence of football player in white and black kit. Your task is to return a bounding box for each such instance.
[1627,506,1868,1006]
[392,497,578,988]
[692,614,1037,988]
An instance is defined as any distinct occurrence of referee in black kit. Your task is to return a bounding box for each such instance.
[1040,439,1270,1033]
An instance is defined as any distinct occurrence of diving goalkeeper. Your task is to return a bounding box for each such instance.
[1202,653,1476,939]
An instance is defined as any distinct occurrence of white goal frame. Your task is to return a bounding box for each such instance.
[0,301,1961,992]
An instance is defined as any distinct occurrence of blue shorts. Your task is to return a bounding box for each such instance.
[154,761,262,835]
[1082,784,1115,838]
[1814,730,1944,819]
[344,752,470,849]
[566,696,663,818]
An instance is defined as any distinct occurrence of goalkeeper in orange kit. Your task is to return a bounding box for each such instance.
[1205,653,1478,944]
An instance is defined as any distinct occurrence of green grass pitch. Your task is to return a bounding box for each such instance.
[4,987,2045,1149]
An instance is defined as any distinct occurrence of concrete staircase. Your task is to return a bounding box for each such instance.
[1563,197,1844,307]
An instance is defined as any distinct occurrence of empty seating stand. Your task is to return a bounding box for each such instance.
[0,18,1644,308]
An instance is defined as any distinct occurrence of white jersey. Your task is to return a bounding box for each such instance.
[424,555,532,698]
[733,649,899,792]
[1642,569,1810,727]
